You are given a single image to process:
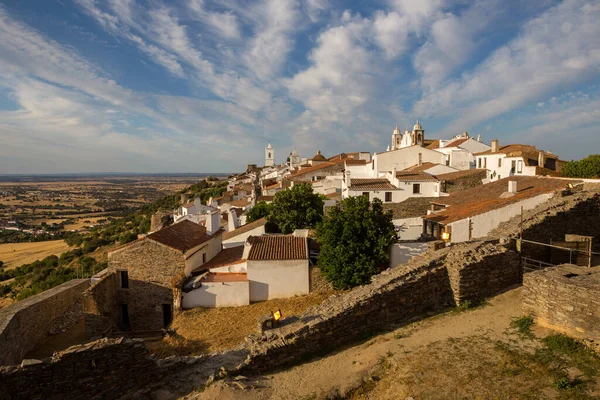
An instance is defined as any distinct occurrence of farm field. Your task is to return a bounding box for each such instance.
[0,240,72,270]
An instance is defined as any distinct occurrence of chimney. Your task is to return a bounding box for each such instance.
[228,209,239,232]
[206,210,220,235]
[508,180,517,194]
[418,152,423,166]
[491,139,499,153]
[538,151,546,168]
[477,134,481,142]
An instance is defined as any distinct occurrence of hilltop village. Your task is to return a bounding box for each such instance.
[2,122,600,399]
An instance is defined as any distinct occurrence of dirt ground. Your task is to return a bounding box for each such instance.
[188,287,600,400]
[0,240,71,269]
[148,291,338,358]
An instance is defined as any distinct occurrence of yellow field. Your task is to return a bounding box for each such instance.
[0,240,71,270]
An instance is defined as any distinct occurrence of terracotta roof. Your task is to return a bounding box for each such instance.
[426,140,441,150]
[147,220,219,252]
[257,195,274,202]
[475,144,559,159]
[350,178,399,190]
[345,159,368,165]
[326,192,342,200]
[395,171,438,182]
[202,272,248,283]
[444,138,470,148]
[288,160,344,179]
[383,197,437,219]
[436,169,486,181]
[228,198,252,207]
[247,235,308,261]
[312,150,327,161]
[425,176,580,225]
[222,217,267,241]
[265,181,280,189]
[404,162,438,172]
[199,246,245,270]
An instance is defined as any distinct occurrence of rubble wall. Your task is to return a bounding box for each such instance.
[82,272,119,339]
[0,279,89,366]
[523,265,600,342]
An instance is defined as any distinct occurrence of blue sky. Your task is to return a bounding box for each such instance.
[0,0,599,173]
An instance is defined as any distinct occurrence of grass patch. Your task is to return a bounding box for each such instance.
[453,298,490,313]
[511,315,535,338]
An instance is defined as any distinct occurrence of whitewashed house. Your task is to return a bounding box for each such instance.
[428,132,491,170]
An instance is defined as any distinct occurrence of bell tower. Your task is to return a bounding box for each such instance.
[265,142,275,167]
[412,120,424,147]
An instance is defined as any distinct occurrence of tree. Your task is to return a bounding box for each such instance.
[562,154,600,178]
[268,183,324,234]
[316,197,398,290]
[246,201,272,223]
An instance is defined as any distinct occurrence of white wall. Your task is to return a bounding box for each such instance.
[222,225,266,249]
[184,234,223,275]
[247,259,309,302]
[448,193,555,243]
[476,154,537,182]
[389,242,429,267]
[393,217,424,241]
[374,147,444,175]
[181,280,249,308]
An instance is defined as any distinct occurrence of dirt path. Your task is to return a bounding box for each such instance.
[188,287,526,400]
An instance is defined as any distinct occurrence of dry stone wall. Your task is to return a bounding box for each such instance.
[523,265,600,343]
[82,272,119,339]
[0,279,89,366]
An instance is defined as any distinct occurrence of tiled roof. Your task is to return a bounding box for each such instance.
[403,162,438,172]
[435,169,486,181]
[265,181,280,189]
[203,273,247,283]
[257,195,274,202]
[345,159,368,165]
[148,220,219,252]
[198,246,245,270]
[350,178,399,190]
[425,176,580,225]
[288,160,344,179]
[247,235,308,261]
[444,138,470,148]
[395,171,438,182]
[228,198,252,207]
[475,144,559,159]
[326,192,342,200]
[383,197,437,219]
[426,140,441,150]
[222,217,267,241]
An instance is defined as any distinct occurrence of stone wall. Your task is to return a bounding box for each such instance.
[108,239,185,331]
[0,279,89,366]
[523,265,600,342]
[82,271,119,339]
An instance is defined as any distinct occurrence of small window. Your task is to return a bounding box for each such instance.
[362,192,369,198]
[483,158,487,168]
[120,270,129,289]
[385,192,392,202]
[511,160,516,173]
[498,175,501,180]
[478,158,482,168]
[517,160,523,173]
[498,158,502,167]
[202,253,206,264]
[413,184,421,194]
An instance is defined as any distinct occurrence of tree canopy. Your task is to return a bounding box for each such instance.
[562,154,600,178]
[268,183,324,234]
[317,196,397,290]
[246,201,272,223]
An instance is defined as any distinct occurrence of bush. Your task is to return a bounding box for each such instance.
[562,154,600,178]
[317,197,398,289]
[246,201,272,223]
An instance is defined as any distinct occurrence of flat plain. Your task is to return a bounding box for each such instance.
[0,240,72,270]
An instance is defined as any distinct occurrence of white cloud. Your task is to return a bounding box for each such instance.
[413,0,600,134]
[188,0,242,39]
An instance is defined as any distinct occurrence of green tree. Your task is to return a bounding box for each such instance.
[562,154,600,178]
[246,201,272,223]
[268,183,324,234]
[317,197,398,290]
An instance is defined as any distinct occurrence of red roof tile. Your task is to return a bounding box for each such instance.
[203,272,248,283]
[222,217,267,241]
[147,220,219,252]
[425,176,580,225]
[475,144,559,159]
[444,138,470,148]
[350,178,399,190]
[426,140,441,150]
[395,171,438,182]
[199,246,245,270]
[403,162,438,172]
[247,235,308,261]
[435,169,486,181]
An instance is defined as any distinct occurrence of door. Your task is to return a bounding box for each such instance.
[162,304,173,328]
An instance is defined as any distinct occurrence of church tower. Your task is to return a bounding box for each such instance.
[412,120,424,147]
[265,142,275,167]
[391,125,402,150]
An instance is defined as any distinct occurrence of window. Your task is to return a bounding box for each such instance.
[498,175,501,180]
[483,158,487,168]
[121,304,130,329]
[162,304,173,328]
[385,192,392,202]
[202,253,206,264]
[478,158,482,168]
[362,192,369,199]
[268,152,271,158]
[413,184,421,194]
[119,270,129,289]
[511,160,516,173]
[498,158,502,168]
[517,160,523,173]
